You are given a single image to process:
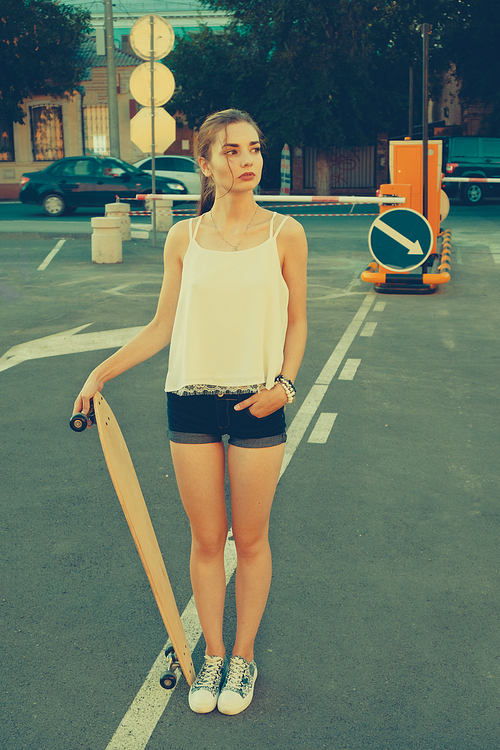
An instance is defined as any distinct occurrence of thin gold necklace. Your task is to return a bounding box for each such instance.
[210,205,259,251]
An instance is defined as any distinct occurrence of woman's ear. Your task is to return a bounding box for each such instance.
[198,157,211,178]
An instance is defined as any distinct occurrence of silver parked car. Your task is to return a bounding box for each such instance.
[133,155,201,194]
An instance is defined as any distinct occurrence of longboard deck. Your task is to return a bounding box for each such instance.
[93,392,195,686]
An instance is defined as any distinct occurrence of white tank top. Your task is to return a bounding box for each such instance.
[165,212,289,393]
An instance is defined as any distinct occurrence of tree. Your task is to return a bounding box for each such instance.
[166,0,459,151]
[442,0,500,135]
[0,0,90,124]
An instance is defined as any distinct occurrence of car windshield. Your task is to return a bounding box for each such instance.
[99,157,146,176]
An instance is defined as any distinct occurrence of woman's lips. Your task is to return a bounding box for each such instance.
[239,172,256,180]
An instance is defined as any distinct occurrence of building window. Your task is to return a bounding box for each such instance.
[0,120,15,161]
[83,105,110,155]
[30,105,64,161]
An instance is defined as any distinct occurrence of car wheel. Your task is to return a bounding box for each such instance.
[460,183,484,205]
[42,193,67,216]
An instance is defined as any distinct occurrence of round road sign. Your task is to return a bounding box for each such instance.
[130,62,175,107]
[368,208,434,272]
[130,15,175,61]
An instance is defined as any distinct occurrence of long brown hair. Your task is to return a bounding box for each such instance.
[196,109,265,215]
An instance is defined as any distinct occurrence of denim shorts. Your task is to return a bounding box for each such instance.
[167,392,287,448]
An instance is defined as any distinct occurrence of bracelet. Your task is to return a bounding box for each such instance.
[275,375,296,403]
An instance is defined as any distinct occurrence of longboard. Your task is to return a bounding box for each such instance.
[75,392,195,689]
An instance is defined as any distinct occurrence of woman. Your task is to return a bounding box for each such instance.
[73,109,308,715]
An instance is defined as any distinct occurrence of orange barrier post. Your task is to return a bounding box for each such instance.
[389,140,442,253]
[360,140,450,293]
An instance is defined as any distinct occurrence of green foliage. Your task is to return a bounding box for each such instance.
[442,0,500,135]
[166,0,461,148]
[0,0,91,123]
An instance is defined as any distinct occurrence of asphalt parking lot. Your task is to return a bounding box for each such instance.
[1,201,500,750]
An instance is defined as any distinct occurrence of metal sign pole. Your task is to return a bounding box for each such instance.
[422,23,430,220]
[408,66,413,139]
[150,15,157,247]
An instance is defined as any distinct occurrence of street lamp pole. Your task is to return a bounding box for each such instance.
[103,0,120,158]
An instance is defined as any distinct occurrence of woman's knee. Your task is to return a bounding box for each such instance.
[232,528,269,561]
[191,525,228,560]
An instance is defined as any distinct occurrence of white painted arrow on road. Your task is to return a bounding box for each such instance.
[376,220,424,255]
[0,324,144,373]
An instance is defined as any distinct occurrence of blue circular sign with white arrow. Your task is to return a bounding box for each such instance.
[368,208,434,272]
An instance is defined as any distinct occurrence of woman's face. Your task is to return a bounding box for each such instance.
[199,121,263,196]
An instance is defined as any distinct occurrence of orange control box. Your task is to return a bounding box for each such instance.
[381,140,442,253]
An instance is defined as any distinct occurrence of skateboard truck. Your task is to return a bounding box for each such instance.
[160,646,181,689]
[69,399,96,432]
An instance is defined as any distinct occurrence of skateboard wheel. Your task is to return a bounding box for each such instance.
[69,413,88,432]
[165,646,175,658]
[69,400,96,432]
[160,671,176,690]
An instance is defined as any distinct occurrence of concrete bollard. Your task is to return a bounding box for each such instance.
[148,197,173,232]
[91,217,122,264]
[105,201,131,241]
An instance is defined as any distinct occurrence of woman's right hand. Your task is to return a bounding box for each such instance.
[72,371,103,423]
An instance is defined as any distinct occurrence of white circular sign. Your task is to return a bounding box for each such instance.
[130,63,175,107]
[130,15,175,61]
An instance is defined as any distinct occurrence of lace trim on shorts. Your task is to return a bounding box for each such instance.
[173,383,265,396]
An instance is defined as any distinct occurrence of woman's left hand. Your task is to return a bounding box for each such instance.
[234,384,289,418]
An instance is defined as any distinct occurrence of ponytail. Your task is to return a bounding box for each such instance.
[197,172,216,215]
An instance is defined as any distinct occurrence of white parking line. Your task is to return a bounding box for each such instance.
[360,321,377,337]
[103,290,375,749]
[308,413,338,443]
[105,539,237,750]
[315,292,374,386]
[338,358,362,380]
[37,239,66,271]
[489,245,500,264]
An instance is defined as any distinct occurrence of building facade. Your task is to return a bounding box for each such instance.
[0,1,227,200]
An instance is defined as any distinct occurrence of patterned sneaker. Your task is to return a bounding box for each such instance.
[188,655,227,714]
[217,655,258,715]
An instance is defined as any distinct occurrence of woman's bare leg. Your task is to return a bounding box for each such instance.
[227,442,285,662]
[170,441,228,658]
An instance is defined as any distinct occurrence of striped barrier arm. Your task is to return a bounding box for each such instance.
[135,194,406,204]
[442,177,500,183]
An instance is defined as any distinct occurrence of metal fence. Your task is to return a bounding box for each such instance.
[30,105,64,161]
[83,105,110,156]
[303,145,376,190]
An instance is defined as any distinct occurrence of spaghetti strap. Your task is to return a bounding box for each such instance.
[273,214,289,239]
[269,212,277,238]
[190,215,203,241]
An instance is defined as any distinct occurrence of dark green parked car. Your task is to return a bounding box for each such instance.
[442,136,500,205]
[19,155,187,216]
